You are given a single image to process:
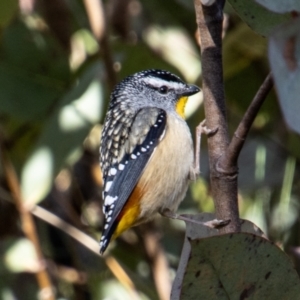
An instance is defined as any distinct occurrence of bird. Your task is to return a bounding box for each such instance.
[99,69,200,254]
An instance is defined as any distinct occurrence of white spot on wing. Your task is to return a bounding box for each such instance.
[109,168,117,175]
[118,164,125,170]
[105,195,118,205]
[100,239,107,250]
[105,181,113,192]
[131,154,137,159]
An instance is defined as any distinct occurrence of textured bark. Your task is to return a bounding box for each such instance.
[194,1,273,234]
[194,0,240,233]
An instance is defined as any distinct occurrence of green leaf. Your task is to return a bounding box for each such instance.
[255,0,300,13]
[4,238,39,273]
[0,0,18,28]
[0,63,63,121]
[171,213,265,299]
[143,26,201,82]
[0,19,70,121]
[114,42,179,80]
[20,146,54,205]
[269,18,300,134]
[181,233,300,299]
[21,63,104,205]
[223,23,267,79]
[228,0,291,36]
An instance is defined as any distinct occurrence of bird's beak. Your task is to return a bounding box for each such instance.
[176,84,201,119]
[180,84,201,97]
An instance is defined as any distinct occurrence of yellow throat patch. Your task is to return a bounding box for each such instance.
[176,96,188,119]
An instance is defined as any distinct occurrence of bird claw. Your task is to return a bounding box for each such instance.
[161,210,231,230]
[203,218,231,229]
[197,119,218,137]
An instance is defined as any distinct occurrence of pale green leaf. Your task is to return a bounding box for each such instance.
[171,213,265,299]
[255,0,300,13]
[0,0,18,27]
[21,64,104,205]
[228,0,291,36]
[180,233,300,299]
[4,239,40,273]
[269,18,300,134]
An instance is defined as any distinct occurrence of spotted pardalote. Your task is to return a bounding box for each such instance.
[99,69,200,254]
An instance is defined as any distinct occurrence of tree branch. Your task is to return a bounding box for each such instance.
[0,152,55,300]
[142,226,171,300]
[218,73,274,172]
[0,166,142,299]
[31,205,140,300]
[194,0,240,232]
[83,0,117,91]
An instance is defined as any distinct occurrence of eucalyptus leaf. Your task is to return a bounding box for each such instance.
[0,19,70,121]
[21,63,104,205]
[228,0,291,36]
[172,213,265,299]
[180,233,300,299]
[4,239,39,273]
[0,0,18,27]
[269,18,300,134]
[255,0,300,13]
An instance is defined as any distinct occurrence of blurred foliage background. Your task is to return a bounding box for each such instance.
[0,0,300,299]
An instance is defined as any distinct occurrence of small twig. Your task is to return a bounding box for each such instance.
[1,184,139,296]
[83,0,117,91]
[0,152,55,300]
[32,205,99,253]
[142,226,171,300]
[106,257,140,300]
[218,73,274,172]
[31,205,140,299]
[83,0,106,40]
[100,35,118,91]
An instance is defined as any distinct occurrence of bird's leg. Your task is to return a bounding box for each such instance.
[175,120,229,229]
[160,209,230,228]
[189,119,218,181]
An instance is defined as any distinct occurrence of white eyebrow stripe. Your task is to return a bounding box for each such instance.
[142,77,184,89]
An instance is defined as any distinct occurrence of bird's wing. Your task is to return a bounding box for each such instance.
[100,107,167,253]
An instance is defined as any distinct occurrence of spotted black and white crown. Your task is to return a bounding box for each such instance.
[109,69,187,105]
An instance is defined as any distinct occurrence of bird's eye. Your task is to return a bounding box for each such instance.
[159,86,168,94]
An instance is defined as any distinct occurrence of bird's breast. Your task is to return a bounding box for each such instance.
[138,113,193,218]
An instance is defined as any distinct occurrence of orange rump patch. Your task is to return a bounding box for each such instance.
[112,184,143,239]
